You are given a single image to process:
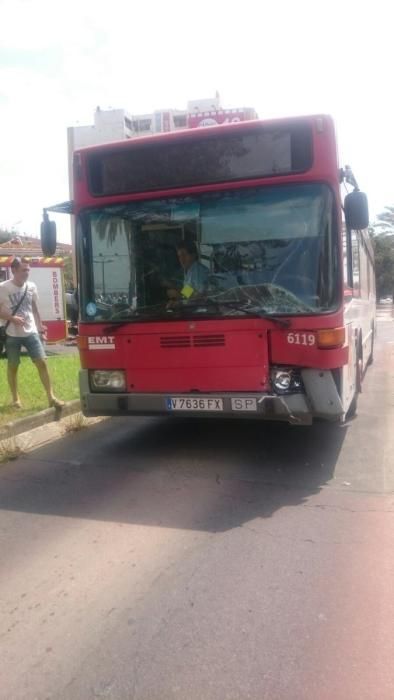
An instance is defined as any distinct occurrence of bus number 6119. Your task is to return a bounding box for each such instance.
[287,332,315,346]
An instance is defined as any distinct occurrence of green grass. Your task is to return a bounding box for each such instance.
[0,354,80,427]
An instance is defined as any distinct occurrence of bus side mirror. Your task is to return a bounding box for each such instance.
[41,211,57,256]
[344,191,369,230]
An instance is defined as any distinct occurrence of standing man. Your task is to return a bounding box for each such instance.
[0,257,64,409]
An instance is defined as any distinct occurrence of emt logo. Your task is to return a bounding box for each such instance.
[88,336,115,350]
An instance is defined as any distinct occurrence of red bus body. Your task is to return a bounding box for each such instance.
[70,115,375,424]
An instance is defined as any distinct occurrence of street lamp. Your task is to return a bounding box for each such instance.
[93,254,115,296]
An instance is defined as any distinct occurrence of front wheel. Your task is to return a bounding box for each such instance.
[346,344,363,419]
[346,391,358,419]
[367,329,374,366]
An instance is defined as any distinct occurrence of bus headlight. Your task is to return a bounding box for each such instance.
[90,370,126,392]
[270,368,303,394]
[272,370,292,391]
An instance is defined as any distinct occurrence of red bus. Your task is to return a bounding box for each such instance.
[42,115,375,424]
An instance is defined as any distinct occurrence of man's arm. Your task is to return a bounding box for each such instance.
[32,300,45,334]
[0,299,24,326]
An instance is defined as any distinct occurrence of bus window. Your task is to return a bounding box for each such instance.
[342,228,349,288]
[351,230,360,296]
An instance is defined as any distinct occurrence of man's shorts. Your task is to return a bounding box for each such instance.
[5,333,46,366]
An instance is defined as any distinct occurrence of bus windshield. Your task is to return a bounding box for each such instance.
[79,183,339,322]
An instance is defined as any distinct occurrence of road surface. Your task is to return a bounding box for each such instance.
[0,309,393,699]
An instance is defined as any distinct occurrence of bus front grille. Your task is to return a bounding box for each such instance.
[160,334,226,349]
[160,336,191,348]
[193,334,225,347]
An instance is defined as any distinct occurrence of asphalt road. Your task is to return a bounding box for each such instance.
[1,309,393,700]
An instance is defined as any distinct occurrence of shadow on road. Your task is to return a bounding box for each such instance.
[0,417,347,532]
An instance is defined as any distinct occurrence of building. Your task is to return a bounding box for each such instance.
[0,235,72,257]
[67,95,258,197]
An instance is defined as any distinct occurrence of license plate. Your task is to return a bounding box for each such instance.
[166,397,223,411]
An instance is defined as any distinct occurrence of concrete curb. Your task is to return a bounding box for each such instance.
[9,415,107,458]
[0,399,81,440]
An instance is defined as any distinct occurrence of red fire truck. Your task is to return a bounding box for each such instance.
[42,115,375,423]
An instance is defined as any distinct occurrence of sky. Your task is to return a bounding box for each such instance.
[0,0,393,243]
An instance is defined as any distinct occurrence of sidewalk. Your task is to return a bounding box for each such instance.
[0,341,105,459]
[0,410,106,460]
[0,341,80,433]
[0,399,82,441]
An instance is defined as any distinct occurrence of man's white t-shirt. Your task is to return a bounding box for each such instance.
[0,280,38,337]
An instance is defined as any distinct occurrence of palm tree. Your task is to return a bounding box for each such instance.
[370,206,394,300]
[373,205,394,237]
[94,214,136,303]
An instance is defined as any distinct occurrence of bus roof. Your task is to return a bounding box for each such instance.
[74,114,335,157]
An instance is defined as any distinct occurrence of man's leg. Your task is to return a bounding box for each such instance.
[25,333,64,408]
[5,337,22,407]
[7,364,20,406]
[34,358,64,407]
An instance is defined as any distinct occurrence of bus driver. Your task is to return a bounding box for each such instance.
[167,241,209,300]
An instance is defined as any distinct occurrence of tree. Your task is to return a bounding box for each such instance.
[95,214,136,301]
[373,237,394,299]
[63,256,74,290]
[374,205,394,237]
[0,229,12,244]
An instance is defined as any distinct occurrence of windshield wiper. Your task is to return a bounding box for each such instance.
[102,302,210,331]
[103,299,291,331]
[103,305,169,330]
[181,299,291,328]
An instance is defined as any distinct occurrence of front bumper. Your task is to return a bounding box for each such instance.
[80,369,344,425]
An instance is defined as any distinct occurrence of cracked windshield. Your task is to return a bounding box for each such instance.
[85,183,338,321]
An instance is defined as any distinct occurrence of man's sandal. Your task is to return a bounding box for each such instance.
[50,398,65,409]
